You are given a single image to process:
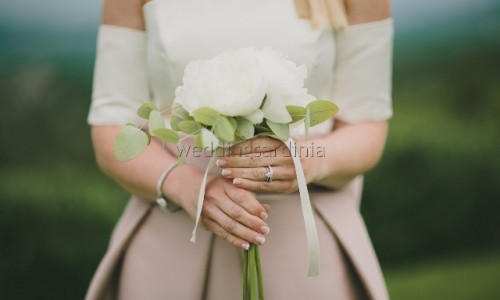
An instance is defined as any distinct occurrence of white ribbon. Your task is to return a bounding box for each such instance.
[285,137,320,276]
[190,155,218,243]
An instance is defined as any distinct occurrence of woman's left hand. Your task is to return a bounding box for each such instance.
[217,137,312,193]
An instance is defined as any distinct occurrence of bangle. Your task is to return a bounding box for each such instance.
[156,161,182,213]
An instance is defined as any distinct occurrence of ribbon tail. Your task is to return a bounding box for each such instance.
[286,138,320,276]
[190,155,218,243]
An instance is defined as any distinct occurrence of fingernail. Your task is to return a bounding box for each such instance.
[261,226,270,235]
[233,178,242,185]
[263,204,271,211]
[242,242,250,250]
[255,236,266,245]
[260,212,268,221]
[222,169,232,176]
[216,159,227,167]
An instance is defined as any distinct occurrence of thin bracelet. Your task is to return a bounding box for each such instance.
[156,161,182,213]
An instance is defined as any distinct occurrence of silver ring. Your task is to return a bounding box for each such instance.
[264,165,273,182]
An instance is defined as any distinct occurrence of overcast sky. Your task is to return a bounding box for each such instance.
[0,0,497,33]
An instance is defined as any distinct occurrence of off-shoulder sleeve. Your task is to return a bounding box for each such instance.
[331,18,394,123]
[87,25,149,126]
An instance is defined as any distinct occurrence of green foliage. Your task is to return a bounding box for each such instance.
[265,120,290,141]
[213,116,235,142]
[137,102,158,119]
[148,109,165,135]
[193,107,220,126]
[286,105,306,123]
[170,114,183,131]
[153,128,180,143]
[178,120,203,134]
[235,117,255,139]
[306,100,339,126]
[113,124,150,161]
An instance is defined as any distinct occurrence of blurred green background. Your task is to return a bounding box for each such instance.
[1,1,499,299]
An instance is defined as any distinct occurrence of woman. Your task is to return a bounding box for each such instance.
[86,0,393,299]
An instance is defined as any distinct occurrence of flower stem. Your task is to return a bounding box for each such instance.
[249,245,256,300]
[255,245,264,300]
[243,249,248,300]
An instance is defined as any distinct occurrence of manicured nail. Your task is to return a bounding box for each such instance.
[222,169,232,176]
[260,212,268,221]
[216,159,227,167]
[233,178,242,185]
[261,226,270,235]
[255,236,266,245]
[242,242,250,250]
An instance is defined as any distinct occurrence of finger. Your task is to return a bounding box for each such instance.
[203,201,267,246]
[221,166,296,181]
[218,153,290,168]
[233,178,298,193]
[224,186,269,220]
[229,137,284,155]
[216,189,270,235]
[201,216,250,250]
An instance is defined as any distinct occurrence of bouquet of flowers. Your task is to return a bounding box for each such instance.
[114,47,338,300]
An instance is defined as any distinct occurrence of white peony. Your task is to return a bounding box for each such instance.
[256,48,315,123]
[174,47,314,124]
[174,48,267,117]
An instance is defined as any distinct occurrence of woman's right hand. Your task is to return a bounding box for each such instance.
[197,176,270,250]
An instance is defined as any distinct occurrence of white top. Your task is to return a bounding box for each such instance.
[88,0,394,134]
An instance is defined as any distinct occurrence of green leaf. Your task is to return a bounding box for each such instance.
[228,117,238,131]
[170,114,183,131]
[114,124,151,161]
[213,116,235,142]
[304,107,310,140]
[235,117,255,139]
[194,132,203,150]
[152,128,180,143]
[193,107,220,126]
[178,120,203,134]
[137,102,158,119]
[171,105,189,119]
[148,110,166,135]
[306,100,339,127]
[266,120,289,141]
[286,105,306,123]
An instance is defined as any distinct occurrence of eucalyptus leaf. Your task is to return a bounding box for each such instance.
[213,116,235,142]
[153,128,180,143]
[228,117,237,131]
[193,107,220,126]
[235,117,255,139]
[114,124,151,161]
[286,105,306,123]
[304,107,311,140]
[148,110,166,135]
[170,114,183,131]
[137,102,158,119]
[178,120,203,134]
[266,120,290,141]
[172,105,189,119]
[306,100,339,127]
[194,132,203,150]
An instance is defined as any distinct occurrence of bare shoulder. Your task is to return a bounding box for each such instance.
[344,0,391,25]
[102,0,146,30]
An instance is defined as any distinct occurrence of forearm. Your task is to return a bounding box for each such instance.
[304,120,388,189]
[91,126,204,212]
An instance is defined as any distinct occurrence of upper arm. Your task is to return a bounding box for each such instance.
[102,0,146,30]
[344,0,391,25]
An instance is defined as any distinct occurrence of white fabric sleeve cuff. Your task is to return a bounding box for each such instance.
[331,18,394,123]
[87,25,150,126]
